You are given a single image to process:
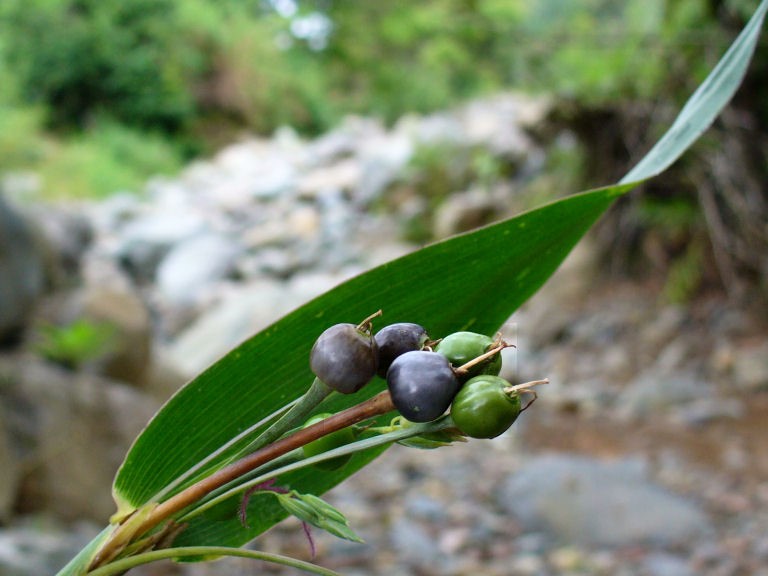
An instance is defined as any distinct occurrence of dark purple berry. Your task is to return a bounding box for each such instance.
[386,350,459,423]
[310,323,378,394]
[374,322,429,378]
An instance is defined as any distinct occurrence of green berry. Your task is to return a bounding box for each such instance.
[302,413,355,470]
[310,323,378,393]
[450,375,521,438]
[435,331,502,381]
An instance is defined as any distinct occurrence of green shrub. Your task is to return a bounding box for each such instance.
[2,0,205,131]
[34,319,117,369]
[36,121,182,199]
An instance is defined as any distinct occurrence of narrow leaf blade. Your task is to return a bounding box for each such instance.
[621,0,768,183]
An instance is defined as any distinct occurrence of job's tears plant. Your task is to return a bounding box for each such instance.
[58,4,768,574]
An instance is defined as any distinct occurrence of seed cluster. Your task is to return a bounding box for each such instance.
[309,315,530,438]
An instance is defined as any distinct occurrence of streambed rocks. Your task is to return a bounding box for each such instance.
[0,92,767,575]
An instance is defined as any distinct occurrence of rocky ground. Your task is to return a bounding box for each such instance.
[0,92,767,575]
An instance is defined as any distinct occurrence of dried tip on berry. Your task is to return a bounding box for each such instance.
[310,323,378,394]
[436,331,503,382]
[356,309,383,332]
[450,375,522,439]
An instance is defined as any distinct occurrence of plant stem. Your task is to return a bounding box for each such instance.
[237,377,335,457]
[89,390,396,571]
[454,339,512,377]
[86,546,342,576]
[152,378,331,505]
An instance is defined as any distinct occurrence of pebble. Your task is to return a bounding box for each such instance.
[496,454,712,548]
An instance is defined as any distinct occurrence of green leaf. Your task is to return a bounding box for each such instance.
[275,492,365,544]
[69,0,767,568]
[621,0,768,183]
[115,182,631,507]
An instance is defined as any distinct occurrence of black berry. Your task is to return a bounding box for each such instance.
[310,323,378,394]
[386,350,459,423]
[374,322,429,378]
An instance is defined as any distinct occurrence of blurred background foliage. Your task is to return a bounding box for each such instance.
[0,0,765,300]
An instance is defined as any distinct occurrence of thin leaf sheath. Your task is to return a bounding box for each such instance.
[90,390,396,570]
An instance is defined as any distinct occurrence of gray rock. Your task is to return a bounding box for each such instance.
[163,280,298,377]
[0,195,47,344]
[643,552,695,576]
[298,158,361,199]
[30,206,93,281]
[0,356,158,521]
[496,454,712,548]
[617,369,712,420]
[395,112,464,147]
[459,93,548,157]
[0,419,18,523]
[156,233,241,307]
[732,342,768,391]
[117,210,207,282]
[76,284,153,387]
[356,133,413,204]
[389,518,445,573]
[0,521,101,576]
[432,187,501,239]
[674,397,744,427]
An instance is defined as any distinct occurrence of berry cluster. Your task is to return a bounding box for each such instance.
[309,314,533,439]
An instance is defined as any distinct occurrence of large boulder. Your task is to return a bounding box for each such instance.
[0,418,18,523]
[0,355,158,522]
[0,195,47,345]
[496,454,712,548]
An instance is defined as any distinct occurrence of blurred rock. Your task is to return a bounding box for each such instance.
[643,552,696,576]
[116,210,207,282]
[0,195,47,345]
[298,158,361,198]
[77,284,153,387]
[164,273,343,378]
[29,206,93,282]
[356,132,414,205]
[497,454,712,548]
[732,342,768,391]
[156,233,241,308]
[617,369,713,420]
[460,93,549,157]
[0,520,101,576]
[0,356,158,521]
[674,397,744,427]
[432,187,505,239]
[0,418,18,522]
[389,518,446,574]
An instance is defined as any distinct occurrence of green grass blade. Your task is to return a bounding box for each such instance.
[621,0,768,183]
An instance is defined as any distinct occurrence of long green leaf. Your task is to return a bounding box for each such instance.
[621,0,768,183]
[115,181,631,510]
[64,0,767,568]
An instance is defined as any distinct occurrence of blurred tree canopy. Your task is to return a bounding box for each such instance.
[0,0,758,138]
[0,0,764,195]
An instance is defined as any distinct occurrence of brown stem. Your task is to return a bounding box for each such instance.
[89,390,396,571]
[454,340,514,377]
